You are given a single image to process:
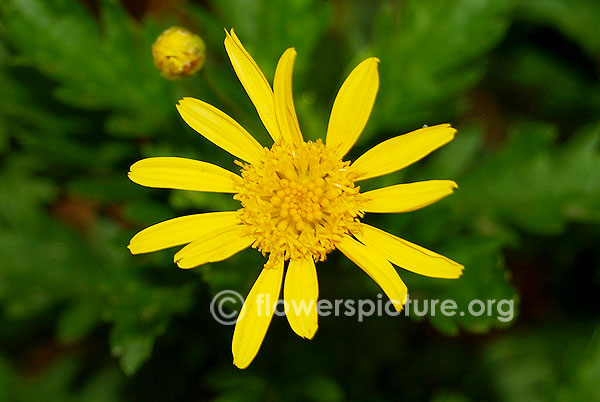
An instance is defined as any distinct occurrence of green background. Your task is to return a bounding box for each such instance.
[1,0,599,400]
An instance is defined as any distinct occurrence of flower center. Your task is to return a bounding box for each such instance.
[235,139,364,261]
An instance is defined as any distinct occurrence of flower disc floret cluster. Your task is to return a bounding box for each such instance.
[235,139,364,261]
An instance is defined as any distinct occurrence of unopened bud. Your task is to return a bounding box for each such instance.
[152,27,205,79]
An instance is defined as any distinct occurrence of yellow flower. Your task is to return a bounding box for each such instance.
[129,29,463,369]
[152,27,205,79]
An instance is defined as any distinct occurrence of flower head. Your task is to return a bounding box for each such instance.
[129,29,463,369]
[152,27,205,79]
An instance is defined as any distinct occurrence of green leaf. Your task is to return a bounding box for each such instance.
[105,277,196,374]
[406,236,517,335]
[367,0,514,134]
[453,121,600,235]
[56,302,102,343]
[1,0,175,137]
[209,0,332,79]
[303,376,345,402]
[0,356,18,402]
[488,47,600,122]
[110,329,155,376]
[556,326,600,401]
[17,356,123,402]
[483,323,598,402]
[518,0,600,55]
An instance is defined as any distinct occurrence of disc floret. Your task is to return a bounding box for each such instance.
[235,139,364,261]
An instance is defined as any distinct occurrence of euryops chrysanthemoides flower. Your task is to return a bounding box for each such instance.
[129,29,463,369]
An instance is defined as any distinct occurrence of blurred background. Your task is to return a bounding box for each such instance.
[1,0,599,401]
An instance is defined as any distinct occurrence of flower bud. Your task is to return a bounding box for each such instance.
[152,27,205,79]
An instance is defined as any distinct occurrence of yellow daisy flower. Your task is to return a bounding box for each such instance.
[128,29,463,369]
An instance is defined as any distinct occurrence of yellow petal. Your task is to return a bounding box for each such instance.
[284,258,318,339]
[174,225,254,269]
[128,211,239,255]
[224,29,281,143]
[176,97,263,164]
[232,256,284,369]
[355,224,464,279]
[326,57,379,158]
[273,48,303,144]
[128,157,240,192]
[337,235,407,311]
[361,180,458,213]
[352,124,457,181]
